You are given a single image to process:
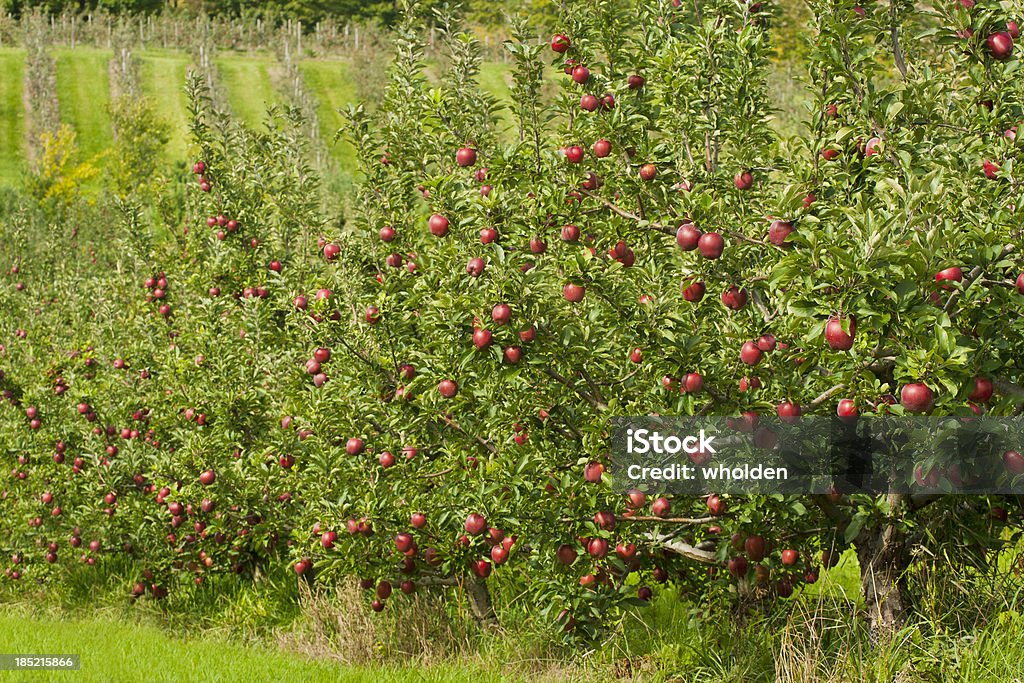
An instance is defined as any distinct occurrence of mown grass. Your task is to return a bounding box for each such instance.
[138,49,192,165]
[0,48,26,187]
[215,53,281,130]
[54,48,113,163]
[0,606,521,683]
[298,58,360,177]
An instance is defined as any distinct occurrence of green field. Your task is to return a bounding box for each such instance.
[54,48,113,163]
[215,53,282,130]
[138,50,192,164]
[0,609,521,683]
[299,58,359,175]
[0,48,25,185]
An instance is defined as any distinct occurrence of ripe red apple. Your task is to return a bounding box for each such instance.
[199,470,216,486]
[900,383,935,413]
[768,220,794,246]
[571,65,590,83]
[638,163,657,181]
[1017,273,1024,294]
[983,160,1001,179]
[697,232,725,259]
[682,280,706,302]
[593,139,611,157]
[502,346,523,364]
[563,283,586,302]
[346,438,364,455]
[491,303,512,325]
[556,544,578,565]
[560,224,580,242]
[1009,21,1020,39]
[627,74,645,89]
[1004,450,1024,474]
[465,513,487,536]
[968,376,993,403]
[935,267,963,288]
[583,461,605,483]
[587,537,608,558]
[580,95,599,112]
[776,401,801,423]
[626,489,646,509]
[987,31,1014,60]
[411,513,427,529]
[551,34,570,52]
[682,373,703,393]
[744,535,767,562]
[594,510,616,531]
[734,171,754,190]
[824,316,856,351]
[395,533,414,553]
[456,147,477,167]
[379,225,396,242]
[564,146,584,164]
[757,334,777,352]
[727,556,749,578]
[428,214,450,237]
[652,497,671,518]
[781,549,799,566]
[676,222,702,250]
[438,379,458,398]
[378,451,395,468]
[365,305,380,324]
[837,399,858,421]
[323,243,340,261]
[740,341,763,366]
[472,328,492,350]
[480,227,498,244]
[466,257,485,277]
[707,494,726,515]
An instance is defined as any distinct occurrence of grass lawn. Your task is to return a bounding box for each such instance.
[0,609,515,683]
[298,58,359,177]
[138,49,192,165]
[54,48,113,163]
[215,53,281,130]
[0,48,26,187]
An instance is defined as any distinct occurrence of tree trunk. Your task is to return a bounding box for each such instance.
[464,578,498,629]
[856,494,910,638]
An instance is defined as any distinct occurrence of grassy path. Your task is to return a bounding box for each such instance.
[298,59,359,177]
[0,48,26,187]
[0,610,517,683]
[215,54,280,130]
[138,49,192,165]
[54,48,112,163]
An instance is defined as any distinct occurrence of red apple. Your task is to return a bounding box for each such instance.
[571,65,590,83]
[734,171,754,190]
[697,232,725,259]
[768,220,794,246]
[740,341,763,366]
[428,214,449,237]
[593,139,611,157]
[438,379,458,398]
[465,513,487,536]
[900,383,934,413]
[1004,450,1024,474]
[987,31,1014,60]
[968,376,993,403]
[551,34,570,52]
[744,535,767,562]
[638,163,657,181]
[676,222,701,250]
[652,497,671,518]
[682,280,706,302]
[722,286,748,310]
[563,283,586,302]
[781,549,799,566]
[456,147,477,167]
[824,316,856,351]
